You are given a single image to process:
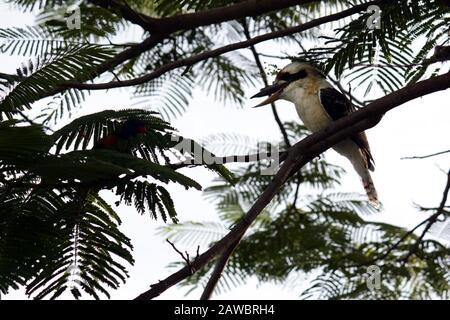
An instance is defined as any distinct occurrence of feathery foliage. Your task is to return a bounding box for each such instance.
[0,108,234,298]
[0,44,115,118]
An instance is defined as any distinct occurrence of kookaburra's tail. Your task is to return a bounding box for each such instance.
[335,141,380,208]
[349,149,380,209]
[361,171,380,208]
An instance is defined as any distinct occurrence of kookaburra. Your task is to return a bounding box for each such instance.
[251,62,379,208]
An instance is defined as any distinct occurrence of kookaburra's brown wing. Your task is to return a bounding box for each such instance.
[319,87,375,171]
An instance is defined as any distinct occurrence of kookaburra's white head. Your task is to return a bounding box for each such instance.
[251,62,326,107]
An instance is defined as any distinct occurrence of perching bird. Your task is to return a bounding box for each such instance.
[94,119,148,152]
[251,62,379,208]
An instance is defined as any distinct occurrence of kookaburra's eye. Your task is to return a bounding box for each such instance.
[291,69,307,80]
[277,72,290,81]
[278,69,307,82]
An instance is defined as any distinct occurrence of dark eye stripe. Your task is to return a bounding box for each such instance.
[278,69,307,82]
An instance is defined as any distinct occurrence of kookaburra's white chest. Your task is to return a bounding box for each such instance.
[282,80,333,133]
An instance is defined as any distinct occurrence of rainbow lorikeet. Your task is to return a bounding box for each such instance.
[94,119,148,152]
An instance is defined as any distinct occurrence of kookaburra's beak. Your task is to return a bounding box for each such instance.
[251,82,288,108]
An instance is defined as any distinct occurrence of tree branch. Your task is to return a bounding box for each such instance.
[200,239,240,300]
[328,77,367,108]
[134,71,450,300]
[156,0,317,33]
[166,239,200,274]
[65,1,377,90]
[87,0,158,32]
[401,149,450,160]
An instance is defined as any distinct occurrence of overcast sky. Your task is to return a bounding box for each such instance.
[1,2,449,300]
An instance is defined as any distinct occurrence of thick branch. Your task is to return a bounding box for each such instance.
[89,0,317,33]
[134,71,450,300]
[87,0,158,32]
[156,0,316,33]
[200,239,240,300]
[65,1,377,90]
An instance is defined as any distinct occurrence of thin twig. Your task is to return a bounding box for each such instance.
[110,70,123,83]
[292,174,302,208]
[351,63,423,68]
[166,239,199,274]
[256,52,291,60]
[401,149,450,160]
[328,77,366,108]
[402,170,450,263]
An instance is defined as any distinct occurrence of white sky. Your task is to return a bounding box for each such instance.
[1,2,449,300]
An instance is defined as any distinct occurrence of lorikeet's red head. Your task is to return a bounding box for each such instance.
[94,119,148,149]
[118,119,148,138]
